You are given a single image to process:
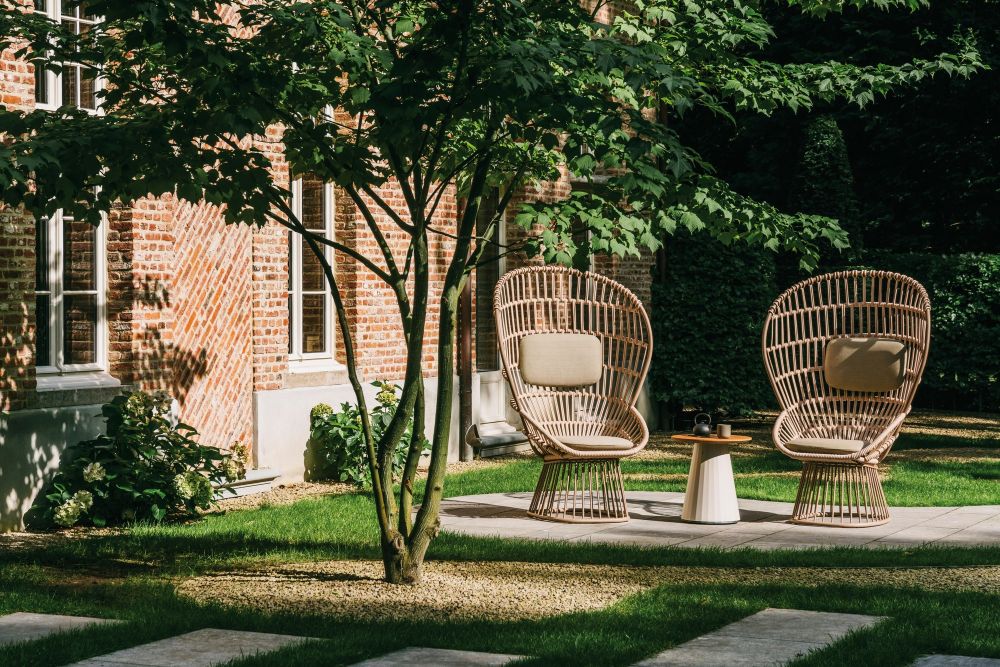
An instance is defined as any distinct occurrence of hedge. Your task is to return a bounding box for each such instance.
[649,232,777,418]
[843,251,1000,412]
[649,246,1000,417]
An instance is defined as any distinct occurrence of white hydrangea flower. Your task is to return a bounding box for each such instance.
[173,473,195,500]
[53,500,82,528]
[82,462,106,483]
[72,490,94,512]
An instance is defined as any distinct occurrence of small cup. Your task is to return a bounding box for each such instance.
[716,424,732,439]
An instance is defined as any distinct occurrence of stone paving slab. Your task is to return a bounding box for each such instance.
[440,492,1000,550]
[912,657,1000,666]
[67,628,313,667]
[634,608,885,666]
[0,612,117,647]
[350,647,525,666]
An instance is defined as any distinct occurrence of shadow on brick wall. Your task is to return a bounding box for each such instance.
[0,301,31,412]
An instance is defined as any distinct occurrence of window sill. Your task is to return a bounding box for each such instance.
[285,360,349,389]
[36,372,121,392]
[33,372,126,410]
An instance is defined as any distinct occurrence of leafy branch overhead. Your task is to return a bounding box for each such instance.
[0,0,983,583]
[0,0,982,270]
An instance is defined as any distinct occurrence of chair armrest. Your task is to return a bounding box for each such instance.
[518,405,649,459]
[773,406,855,463]
[517,411,577,458]
[855,409,910,463]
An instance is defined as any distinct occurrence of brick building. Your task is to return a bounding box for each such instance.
[0,0,655,531]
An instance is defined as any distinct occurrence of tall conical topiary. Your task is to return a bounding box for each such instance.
[791,114,863,254]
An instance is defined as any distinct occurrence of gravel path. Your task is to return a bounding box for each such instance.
[177,560,1000,623]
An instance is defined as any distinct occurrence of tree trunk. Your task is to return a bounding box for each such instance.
[382,535,423,585]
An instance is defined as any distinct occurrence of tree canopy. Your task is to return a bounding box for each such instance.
[0,0,982,582]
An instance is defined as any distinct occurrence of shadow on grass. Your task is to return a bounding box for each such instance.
[3,560,1000,667]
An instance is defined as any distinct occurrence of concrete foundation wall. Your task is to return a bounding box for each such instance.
[0,404,105,531]
[253,375,462,482]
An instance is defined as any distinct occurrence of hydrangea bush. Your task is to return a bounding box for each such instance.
[31,391,245,528]
[309,381,429,488]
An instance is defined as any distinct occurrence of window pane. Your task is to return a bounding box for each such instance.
[35,295,50,367]
[301,233,326,291]
[475,191,501,371]
[63,293,97,365]
[301,294,326,354]
[33,0,46,12]
[288,295,295,354]
[62,64,78,107]
[80,67,97,110]
[35,217,49,291]
[63,216,97,291]
[301,175,325,231]
[287,232,294,290]
[33,62,49,104]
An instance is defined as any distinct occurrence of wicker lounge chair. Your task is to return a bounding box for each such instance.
[762,270,931,526]
[493,266,653,522]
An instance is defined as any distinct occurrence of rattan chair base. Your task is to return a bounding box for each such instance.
[791,462,890,528]
[527,458,629,523]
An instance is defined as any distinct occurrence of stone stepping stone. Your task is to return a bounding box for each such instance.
[0,612,117,647]
[67,628,314,667]
[913,657,1000,666]
[633,607,885,666]
[350,647,525,666]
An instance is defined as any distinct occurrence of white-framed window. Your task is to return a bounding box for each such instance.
[288,174,336,366]
[33,0,102,112]
[34,207,109,376]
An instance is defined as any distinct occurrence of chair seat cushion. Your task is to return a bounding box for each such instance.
[787,437,867,454]
[560,435,634,451]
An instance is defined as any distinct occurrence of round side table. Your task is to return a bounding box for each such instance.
[671,434,751,524]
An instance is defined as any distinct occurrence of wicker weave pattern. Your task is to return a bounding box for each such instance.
[762,270,931,526]
[494,266,653,522]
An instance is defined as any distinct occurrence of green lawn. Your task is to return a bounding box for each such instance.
[1,412,998,666]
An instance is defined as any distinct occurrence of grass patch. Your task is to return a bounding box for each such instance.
[1,410,998,665]
[3,561,1000,666]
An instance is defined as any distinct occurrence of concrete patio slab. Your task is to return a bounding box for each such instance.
[350,647,525,666]
[912,657,1000,666]
[0,612,117,647]
[440,492,1000,550]
[633,608,885,666]
[67,628,313,667]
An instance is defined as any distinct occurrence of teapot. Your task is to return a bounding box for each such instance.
[692,413,713,437]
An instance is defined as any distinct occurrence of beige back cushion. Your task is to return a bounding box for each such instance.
[519,333,603,387]
[824,337,907,392]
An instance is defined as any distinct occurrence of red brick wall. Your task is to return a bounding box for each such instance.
[1,5,40,410]
[2,0,649,457]
[332,183,460,381]
[251,128,291,392]
[170,200,254,447]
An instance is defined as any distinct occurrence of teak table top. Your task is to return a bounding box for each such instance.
[671,433,752,445]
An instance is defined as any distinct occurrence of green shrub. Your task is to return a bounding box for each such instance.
[649,232,778,418]
[30,391,243,528]
[790,114,862,250]
[652,246,1000,416]
[309,381,428,488]
[842,252,1000,412]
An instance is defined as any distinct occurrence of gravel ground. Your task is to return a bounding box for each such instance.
[177,560,1000,623]
[214,481,354,512]
[177,560,659,622]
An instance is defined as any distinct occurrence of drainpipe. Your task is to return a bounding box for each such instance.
[458,276,474,461]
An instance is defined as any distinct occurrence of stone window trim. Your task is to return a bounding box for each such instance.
[287,176,339,368]
[34,207,111,378]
